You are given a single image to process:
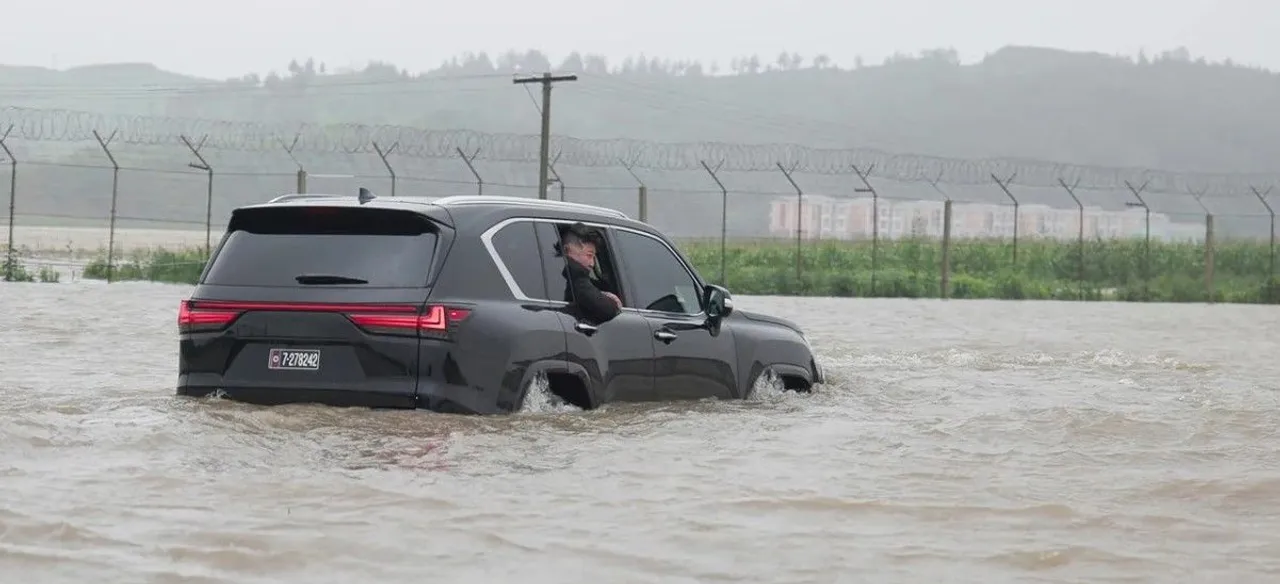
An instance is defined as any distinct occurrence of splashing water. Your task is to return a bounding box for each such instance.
[518,371,583,414]
[748,367,789,401]
[516,364,809,414]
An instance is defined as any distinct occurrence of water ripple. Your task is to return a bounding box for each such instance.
[1,282,1278,582]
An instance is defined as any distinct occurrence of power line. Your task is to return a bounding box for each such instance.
[1,105,1278,195]
[0,72,516,97]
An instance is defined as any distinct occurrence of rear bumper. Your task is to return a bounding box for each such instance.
[178,385,417,409]
[177,375,514,414]
[177,373,417,409]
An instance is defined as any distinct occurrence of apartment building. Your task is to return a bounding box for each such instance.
[768,195,1201,242]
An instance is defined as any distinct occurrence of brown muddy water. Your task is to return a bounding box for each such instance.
[1,280,1278,583]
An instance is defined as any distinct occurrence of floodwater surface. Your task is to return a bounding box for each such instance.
[1,281,1278,583]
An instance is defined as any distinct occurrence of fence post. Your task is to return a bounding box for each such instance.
[180,134,214,257]
[372,141,399,197]
[924,171,950,298]
[852,164,878,295]
[617,158,647,222]
[277,134,307,195]
[456,147,482,196]
[941,199,953,299]
[92,130,120,284]
[1124,179,1151,301]
[1058,178,1085,301]
[776,162,803,285]
[992,173,1019,265]
[637,186,648,223]
[1251,186,1275,285]
[547,151,565,201]
[1189,187,1213,303]
[0,125,16,282]
[700,160,728,284]
[1205,213,1215,302]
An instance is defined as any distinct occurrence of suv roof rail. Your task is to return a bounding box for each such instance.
[266,193,353,204]
[266,187,381,205]
[431,195,630,220]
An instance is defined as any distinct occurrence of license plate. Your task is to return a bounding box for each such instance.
[268,348,321,371]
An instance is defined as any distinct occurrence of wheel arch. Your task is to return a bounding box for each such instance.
[516,359,597,410]
[748,361,814,394]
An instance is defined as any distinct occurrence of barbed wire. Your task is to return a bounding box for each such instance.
[2,106,1278,195]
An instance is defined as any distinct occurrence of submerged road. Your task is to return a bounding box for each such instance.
[1,281,1277,583]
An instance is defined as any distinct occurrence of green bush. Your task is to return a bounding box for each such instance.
[37,266,59,283]
[2,256,34,282]
[1,256,60,283]
[83,247,208,284]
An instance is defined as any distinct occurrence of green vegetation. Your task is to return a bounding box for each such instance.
[681,237,1280,303]
[1,255,60,283]
[77,238,1280,304]
[82,247,206,284]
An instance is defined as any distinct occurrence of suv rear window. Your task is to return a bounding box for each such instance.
[202,206,440,288]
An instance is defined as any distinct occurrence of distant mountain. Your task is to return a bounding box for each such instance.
[5,46,1278,171]
[2,45,1277,238]
[0,62,211,116]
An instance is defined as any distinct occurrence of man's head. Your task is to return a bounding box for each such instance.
[560,222,601,269]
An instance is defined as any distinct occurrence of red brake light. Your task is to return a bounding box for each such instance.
[177,300,470,338]
[414,306,472,331]
[343,313,421,330]
[349,305,471,337]
[177,299,401,335]
[178,299,241,333]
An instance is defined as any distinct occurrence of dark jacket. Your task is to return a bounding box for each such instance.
[562,258,621,324]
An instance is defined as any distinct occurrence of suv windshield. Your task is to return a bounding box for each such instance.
[202,206,440,288]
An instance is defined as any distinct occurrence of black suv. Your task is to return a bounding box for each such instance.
[177,191,824,414]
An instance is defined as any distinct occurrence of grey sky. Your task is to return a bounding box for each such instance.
[3,0,1274,79]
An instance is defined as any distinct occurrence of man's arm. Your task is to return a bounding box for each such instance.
[566,262,621,323]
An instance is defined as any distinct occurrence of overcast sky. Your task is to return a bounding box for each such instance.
[2,0,1274,79]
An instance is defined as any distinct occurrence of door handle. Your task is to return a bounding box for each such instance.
[574,322,598,335]
[654,330,678,343]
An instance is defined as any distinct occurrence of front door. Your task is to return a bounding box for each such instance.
[642,312,738,401]
[607,228,738,401]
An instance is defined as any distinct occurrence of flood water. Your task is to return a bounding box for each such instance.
[1,281,1278,583]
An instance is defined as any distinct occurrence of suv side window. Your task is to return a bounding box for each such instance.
[489,220,549,300]
[534,222,571,303]
[611,229,703,315]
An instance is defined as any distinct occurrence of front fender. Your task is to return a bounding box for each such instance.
[726,312,819,394]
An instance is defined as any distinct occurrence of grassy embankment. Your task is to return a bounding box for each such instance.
[79,238,1280,303]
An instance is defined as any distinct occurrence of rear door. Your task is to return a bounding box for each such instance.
[607,227,739,401]
[182,204,445,407]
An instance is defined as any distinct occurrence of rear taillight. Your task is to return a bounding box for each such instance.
[178,299,242,334]
[346,305,471,338]
[176,299,470,338]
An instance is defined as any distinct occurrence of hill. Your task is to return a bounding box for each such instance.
[2,46,1279,239]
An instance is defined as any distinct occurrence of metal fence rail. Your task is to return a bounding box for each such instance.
[0,109,1275,303]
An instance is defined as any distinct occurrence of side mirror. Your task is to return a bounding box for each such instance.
[703,284,734,322]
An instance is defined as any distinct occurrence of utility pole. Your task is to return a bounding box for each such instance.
[513,72,578,199]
